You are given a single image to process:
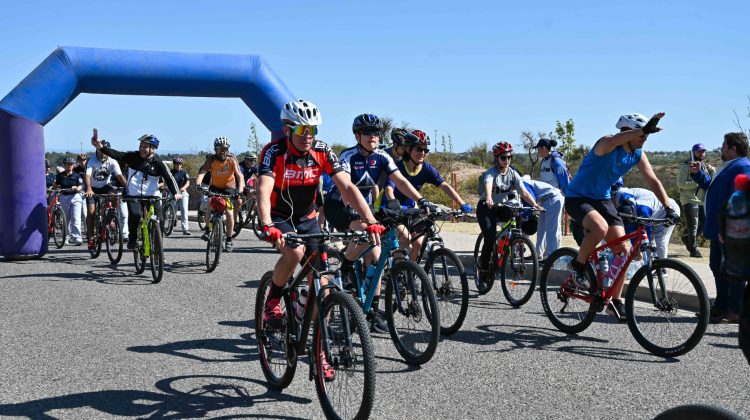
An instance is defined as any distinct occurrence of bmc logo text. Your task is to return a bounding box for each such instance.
[284,167,320,181]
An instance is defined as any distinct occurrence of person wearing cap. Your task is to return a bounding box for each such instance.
[171,157,191,235]
[45,159,56,189]
[689,132,750,323]
[677,143,715,257]
[532,138,570,195]
[84,140,127,250]
[52,157,85,245]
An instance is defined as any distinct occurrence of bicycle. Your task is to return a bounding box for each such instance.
[255,230,376,420]
[539,213,710,357]
[233,188,261,239]
[88,192,124,264]
[123,197,166,284]
[202,190,237,272]
[159,189,177,237]
[409,207,470,335]
[472,204,542,307]
[47,189,68,249]
[332,207,441,365]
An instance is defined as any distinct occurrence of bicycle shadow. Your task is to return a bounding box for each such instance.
[239,278,261,289]
[450,322,606,350]
[0,374,309,419]
[168,259,207,275]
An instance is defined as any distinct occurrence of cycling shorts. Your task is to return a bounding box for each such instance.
[272,215,323,257]
[565,197,623,227]
[323,198,361,232]
[85,185,117,205]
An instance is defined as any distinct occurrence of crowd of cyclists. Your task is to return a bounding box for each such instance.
[43,99,750,418]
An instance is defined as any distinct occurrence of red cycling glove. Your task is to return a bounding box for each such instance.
[262,225,283,242]
[365,223,386,236]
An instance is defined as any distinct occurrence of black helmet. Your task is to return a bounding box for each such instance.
[63,156,77,165]
[352,114,382,134]
[404,130,430,148]
[391,128,408,146]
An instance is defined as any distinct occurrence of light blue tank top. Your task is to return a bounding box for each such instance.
[566,144,642,200]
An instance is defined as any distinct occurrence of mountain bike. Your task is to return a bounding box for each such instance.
[255,231,376,420]
[472,204,542,307]
[88,192,123,264]
[47,189,68,249]
[539,214,709,357]
[202,190,236,272]
[123,197,165,284]
[410,207,470,335]
[159,189,177,237]
[333,207,441,365]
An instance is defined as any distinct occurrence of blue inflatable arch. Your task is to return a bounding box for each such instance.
[0,46,295,259]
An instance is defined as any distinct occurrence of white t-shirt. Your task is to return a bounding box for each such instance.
[86,154,122,189]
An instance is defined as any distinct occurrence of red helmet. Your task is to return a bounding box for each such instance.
[406,130,430,147]
[209,196,227,213]
[492,141,513,156]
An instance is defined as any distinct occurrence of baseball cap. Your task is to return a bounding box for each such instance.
[692,143,707,152]
[532,139,553,149]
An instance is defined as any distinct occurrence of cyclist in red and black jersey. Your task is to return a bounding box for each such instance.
[258,99,386,325]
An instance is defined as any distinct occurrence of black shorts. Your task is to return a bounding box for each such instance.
[271,215,323,253]
[209,186,238,196]
[85,185,116,205]
[322,198,360,232]
[565,197,623,227]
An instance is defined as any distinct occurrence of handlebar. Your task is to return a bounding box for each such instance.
[200,189,239,199]
[282,230,371,245]
[619,213,675,227]
[121,196,170,203]
[490,203,545,214]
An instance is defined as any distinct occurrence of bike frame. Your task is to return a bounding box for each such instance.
[92,194,119,241]
[47,191,62,230]
[138,200,159,258]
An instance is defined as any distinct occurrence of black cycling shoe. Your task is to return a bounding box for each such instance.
[126,237,137,250]
[606,299,627,322]
[201,229,209,241]
[370,310,388,334]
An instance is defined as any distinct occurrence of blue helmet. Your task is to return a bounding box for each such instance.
[352,114,382,134]
[611,177,624,192]
[138,134,159,149]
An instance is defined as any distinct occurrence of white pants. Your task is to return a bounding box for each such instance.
[652,198,680,259]
[119,199,129,237]
[60,193,83,241]
[177,191,190,231]
[536,193,564,259]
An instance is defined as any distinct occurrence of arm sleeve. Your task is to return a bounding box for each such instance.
[689,170,711,190]
[676,163,695,191]
[100,145,126,162]
[553,157,570,194]
[112,160,123,177]
[158,161,180,195]
[427,164,445,186]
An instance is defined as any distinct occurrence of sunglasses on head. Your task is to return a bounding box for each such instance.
[291,125,318,136]
[499,155,512,161]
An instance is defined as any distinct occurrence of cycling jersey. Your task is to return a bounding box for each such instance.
[241,164,259,182]
[388,161,444,208]
[260,138,343,221]
[201,154,241,190]
[100,146,179,197]
[329,145,398,204]
[86,155,123,189]
[566,144,642,200]
[46,173,56,188]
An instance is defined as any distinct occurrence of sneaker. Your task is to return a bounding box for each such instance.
[67,238,76,245]
[475,269,489,290]
[74,239,83,246]
[201,229,210,241]
[182,230,192,236]
[370,310,388,334]
[606,299,627,322]
[570,266,590,290]
[689,249,702,258]
[320,351,336,382]
[720,311,740,324]
[263,298,284,325]
[224,240,233,252]
[126,237,137,250]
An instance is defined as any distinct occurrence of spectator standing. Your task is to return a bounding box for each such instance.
[521,176,564,261]
[689,132,750,323]
[677,143,715,257]
[171,157,191,235]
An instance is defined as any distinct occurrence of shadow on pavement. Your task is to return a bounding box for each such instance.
[0,374,309,419]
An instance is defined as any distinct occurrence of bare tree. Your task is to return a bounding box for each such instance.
[732,95,750,135]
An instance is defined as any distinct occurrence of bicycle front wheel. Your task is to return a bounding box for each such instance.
[255,271,296,389]
[385,259,440,365]
[163,204,175,237]
[197,210,206,230]
[625,258,709,357]
[149,221,164,283]
[206,218,223,273]
[105,212,123,265]
[424,247,469,335]
[313,290,376,420]
[134,229,146,275]
[89,217,102,259]
[499,235,538,307]
[232,203,245,239]
[52,207,67,249]
[249,203,263,240]
[539,247,597,334]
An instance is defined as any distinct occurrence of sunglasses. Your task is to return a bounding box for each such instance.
[415,147,430,154]
[291,125,318,136]
[360,129,381,137]
[499,155,512,161]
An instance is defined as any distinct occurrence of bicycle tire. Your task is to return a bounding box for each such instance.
[385,259,440,365]
[52,207,67,249]
[134,229,146,275]
[206,218,223,273]
[231,202,245,239]
[472,232,496,295]
[149,221,164,284]
[249,202,263,240]
[89,215,102,259]
[424,247,469,335]
[625,258,710,357]
[163,204,175,237]
[539,247,597,334]
[197,209,206,230]
[654,404,745,420]
[499,235,538,307]
[105,212,123,265]
[255,270,297,389]
[313,290,376,420]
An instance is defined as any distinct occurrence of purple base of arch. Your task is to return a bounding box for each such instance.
[0,110,47,259]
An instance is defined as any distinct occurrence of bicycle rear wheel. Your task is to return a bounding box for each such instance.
[232,202,245,239]
[206,218,223,273]
[385,259,440,365]
[313,290,376,420]
[249,202,263,240]
[499,235,538,307]
[539,247,597,334]
[52,207,67,249]
[424,247,469,335]
[197,209,206,230]
[472,232,496,294]
[105,212,123,265]
[134,233,146,275]
[625,258,709,357]
[149,221,164,283]
[255,271,297,389]
[89,216,102,259]
[163,204,175,237]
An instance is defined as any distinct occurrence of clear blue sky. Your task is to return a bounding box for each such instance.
[1,0,748,155]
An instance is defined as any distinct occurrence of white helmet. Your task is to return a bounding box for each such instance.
[280,99,322,126]
[214,136,231,149]
[616,113,648,130]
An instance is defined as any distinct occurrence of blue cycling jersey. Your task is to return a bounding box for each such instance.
[389,161,444,207]
[330,145,398,204]
[566,144,642,200]
[241,164,258,182]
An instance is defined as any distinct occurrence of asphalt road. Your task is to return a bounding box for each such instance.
[0,225,748,419]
